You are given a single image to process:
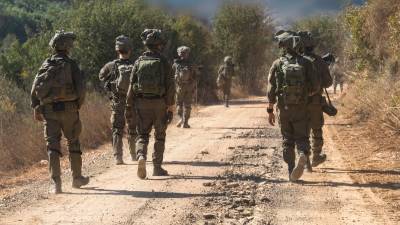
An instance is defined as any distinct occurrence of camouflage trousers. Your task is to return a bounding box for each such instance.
[221,83,231,106]
[307,103,324,156]
[277,104,311,168]
[110,94,137,159]
[41,101,83,180]
[176,84,194,123]
[134,98,168,166]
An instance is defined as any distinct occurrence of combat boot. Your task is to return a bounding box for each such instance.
[183,121,191,128]
[70,153,90,188]
[48,150,62,193]
[290,152,306,181]
[49,177,62,194]
[137,155,147,179]
[311,154,327,167]
[153,165,169,176]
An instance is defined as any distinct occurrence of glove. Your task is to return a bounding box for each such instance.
[166,110,173,124]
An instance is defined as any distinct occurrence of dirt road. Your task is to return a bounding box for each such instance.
[0,98,398,225]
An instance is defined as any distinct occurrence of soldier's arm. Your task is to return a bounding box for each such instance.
[267,60,279,105]
[98,62,114,82]
[71,61,86,108]
[305,59,321,96]
[319,57,333,88]
[30,59,49,108]
[31,76,41,109]
[126,61,139,108]
[164,58,175,106]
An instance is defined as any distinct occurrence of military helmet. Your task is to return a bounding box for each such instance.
[49,30,76,51]
[274,30,302,51]
[224,56,233,64]
[177,46,190,56]
[115,35,132,51]
[140,29,166,46]
[297,31,316,48]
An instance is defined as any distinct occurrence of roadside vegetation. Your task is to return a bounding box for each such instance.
[0,0,275,171]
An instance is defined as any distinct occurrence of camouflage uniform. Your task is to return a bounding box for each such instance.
[267,31,320,181]
[126,29,175,179]
[332,63,344,94]
[99,35,137,164]
[217,56,234,107]
[173,46,197,128]
[298,31,333,168]
[31,31,89,193]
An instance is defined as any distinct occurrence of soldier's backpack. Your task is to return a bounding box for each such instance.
[277,57,307,105]
[111,60,134,94]
[33,57,78,104]
[133,56,165,96]
[175,64,192,83]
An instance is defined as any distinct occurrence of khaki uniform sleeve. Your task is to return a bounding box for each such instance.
[99,61,114,82]
[164,58,175,106]
[317,56,332,88]
[30,59,49,108]
[304,58,320,96]
[267,59,280,104]
[126,60,139,107]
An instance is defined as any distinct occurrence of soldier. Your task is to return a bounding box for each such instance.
[217,56,235,107]
[126,29,175,179]
[298,31,332,171]
[173,46,197,128]
[332,59,345,94]
[31,30,89,193]
[99,35,137,165]
[266,30,320,181]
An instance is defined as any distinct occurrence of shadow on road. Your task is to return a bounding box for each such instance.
[163,160,230,167]
[321,167,400,176]
[297,179,400,190]
[66,187,224,198]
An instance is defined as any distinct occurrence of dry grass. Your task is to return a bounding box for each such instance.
[0,77,111,172]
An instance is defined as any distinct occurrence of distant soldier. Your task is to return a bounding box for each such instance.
[298,31,332,171]
[332,59,345,94]
[126,29,175,179]
[217,56,235,107]
[99,35,137,165]
[267,30,320,181]
[173,46,198,128]
[31,31,89,193]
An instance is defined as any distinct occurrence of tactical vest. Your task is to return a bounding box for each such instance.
[111,60,133,95]
[34,57,78,104]
[277,56,307,105]
[133,56,165,96]
[175,64,192,84]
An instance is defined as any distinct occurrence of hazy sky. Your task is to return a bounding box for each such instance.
[149,0,365,24]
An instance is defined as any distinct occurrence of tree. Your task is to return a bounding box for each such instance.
[213,1,274,93]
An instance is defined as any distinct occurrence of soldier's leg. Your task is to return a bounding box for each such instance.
[176,89,184,127]
[291,110,311,181]
[183,87,193,128]
[278,110,296,178]
[43,112,62,193]
[340,82,344,93]
[135,101,153,160]
[153,99,168,176]
[126,107,137,161]
[111,98,126,164]
[61,111,89,188]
